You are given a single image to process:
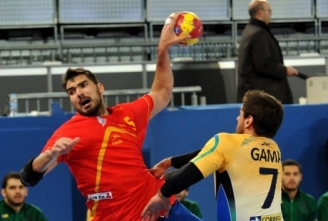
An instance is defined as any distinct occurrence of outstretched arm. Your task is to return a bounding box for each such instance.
[150,149,201,178]
[142,135,223,220]
[142,162,204,221]
[148,12,191,119]
[20,137,79,186]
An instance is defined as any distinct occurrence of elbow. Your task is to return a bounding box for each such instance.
[153,87,172,105]
[162,90,172,105]
[19,158,46,187]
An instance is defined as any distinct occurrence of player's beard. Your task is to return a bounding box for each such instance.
[6,197,24,207]
[78,90,104,116]
[81,98,103,116]
[236,123,244,134]
[283,186,298,192]
[283,182,299,192]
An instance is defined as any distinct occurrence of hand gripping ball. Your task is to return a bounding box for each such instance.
[174,11,203,46]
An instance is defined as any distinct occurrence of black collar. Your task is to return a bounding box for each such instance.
[249,18,270,32]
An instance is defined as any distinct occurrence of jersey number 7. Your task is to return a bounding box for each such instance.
[259,167,278,209]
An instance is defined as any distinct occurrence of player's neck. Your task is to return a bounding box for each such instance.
[243,128,257,137]
[283,188,298,200]
[98,106,110,116]
[5,200,24,213]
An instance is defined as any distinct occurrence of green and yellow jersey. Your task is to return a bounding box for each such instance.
[191,133,283,221]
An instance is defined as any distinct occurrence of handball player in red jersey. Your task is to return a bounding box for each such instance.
[19,13,202,221]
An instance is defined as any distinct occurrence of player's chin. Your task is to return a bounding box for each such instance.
[76,106,90,115]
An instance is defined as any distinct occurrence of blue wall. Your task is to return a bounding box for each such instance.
[0,114,73,221]
[1,104,328,221]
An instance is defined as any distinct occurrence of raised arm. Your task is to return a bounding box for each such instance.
[20,137,79,186]
[148,13,191,119]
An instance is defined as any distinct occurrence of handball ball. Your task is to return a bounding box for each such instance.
[174,11,203,46]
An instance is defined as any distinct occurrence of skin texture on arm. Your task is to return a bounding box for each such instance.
[148,13,191,119]
[32,137,80,173]
[149,157,172,179]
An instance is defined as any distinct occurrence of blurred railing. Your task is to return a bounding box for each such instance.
[0,0,328,66]
[2,36,328,66]
[9,86,202,116]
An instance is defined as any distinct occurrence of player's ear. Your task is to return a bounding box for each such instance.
[97,83,105,94]
[245,115,253,126]
[1,189,6,198]
[25,186,28,197]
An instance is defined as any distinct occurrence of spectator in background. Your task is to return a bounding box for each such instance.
[317,191,328,221]
[0,172,47,221]
[281,159,316,221]
[317,140,328,220]
[237,0,298,104]
[175,187,202,219]
[164,170,202,219]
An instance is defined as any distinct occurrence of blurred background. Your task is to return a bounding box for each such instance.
[1,1,328,221]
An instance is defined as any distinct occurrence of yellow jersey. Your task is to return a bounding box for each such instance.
[191,133,283,221]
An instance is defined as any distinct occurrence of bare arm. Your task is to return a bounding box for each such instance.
[20,137,80,186]
[142,163,204,221]
[148,13,191,119]
[33,137,80,172]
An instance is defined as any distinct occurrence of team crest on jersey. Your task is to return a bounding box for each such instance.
[97,116,107,126]
[1,214,9,218]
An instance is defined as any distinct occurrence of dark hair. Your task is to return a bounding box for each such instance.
[242,90,283,138]
[62,68,99,90]
[2,172,23,189]
[248,0,267,18]
[282,159,302,173]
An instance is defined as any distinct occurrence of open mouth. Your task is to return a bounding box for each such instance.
[80,98,91,107]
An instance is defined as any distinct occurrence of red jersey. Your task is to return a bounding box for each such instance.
[42,95,170,220]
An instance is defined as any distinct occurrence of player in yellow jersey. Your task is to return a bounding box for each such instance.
[141,90,284,221]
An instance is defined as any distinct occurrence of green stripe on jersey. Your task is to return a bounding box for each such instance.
[192,135,219,163]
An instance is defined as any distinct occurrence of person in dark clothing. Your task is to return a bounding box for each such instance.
[237,0,298,104]
[317,191,328,221]
[0,172,47,221]
[281,159,316,221]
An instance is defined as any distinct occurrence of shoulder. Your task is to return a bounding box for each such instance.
[299,190,316,202]
[183,199,199,206]
[320,191,328,199]
[62,113,87,126]
[217,133,247,142]
[24,202,44,213]
[54,114,89,135]
[318,192,328,204]
[244,25,270,44]
[244,24,267,35]
[113,94,153,112]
